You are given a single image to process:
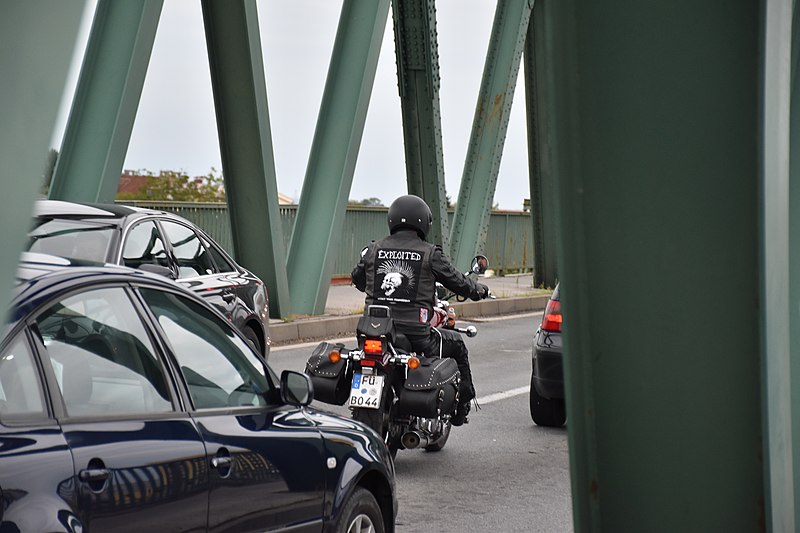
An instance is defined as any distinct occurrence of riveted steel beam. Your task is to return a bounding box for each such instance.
[392,0,449,251]
[790,1,800,525]
[547,0,766,530]
[50,0,162,203]
[449,0,534,271]
[202,0,291,320]
[523,5,558,289]
[0,0,86,315]
[286,0,390,315]
[764,0,796,529]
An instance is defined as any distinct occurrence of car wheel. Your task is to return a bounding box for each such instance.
[336,487,385,533]
[530,374,566,427]
[242,325,262,355]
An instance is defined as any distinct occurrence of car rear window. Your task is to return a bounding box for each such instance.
[28,219,115,263]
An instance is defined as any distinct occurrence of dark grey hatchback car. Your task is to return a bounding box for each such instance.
[26,200,270,357]
[530,283,566,427]
[0,254,396,532]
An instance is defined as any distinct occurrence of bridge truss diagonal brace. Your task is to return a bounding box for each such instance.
[449,0,534,272]
[202,0,291,319]
[523,1,559,290]
[50,0,163,203]
[0,0,86,319]
[392,0,450,251]
[286,0,391,316]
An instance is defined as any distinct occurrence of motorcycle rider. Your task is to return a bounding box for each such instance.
[351,194,489,425]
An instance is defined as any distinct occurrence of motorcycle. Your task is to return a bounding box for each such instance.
[305,255,491,458]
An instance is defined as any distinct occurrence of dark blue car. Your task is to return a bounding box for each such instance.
[0,254,396,532]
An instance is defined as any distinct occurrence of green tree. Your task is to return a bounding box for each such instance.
[116,168,226,202]
[348,197,384,207]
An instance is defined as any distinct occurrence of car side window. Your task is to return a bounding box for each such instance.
[139,288,273,410]
[122,220,170,270]
[160,220,217,279]
[35,286,174,418]
[205,238,236,273]
[0,332,47,421]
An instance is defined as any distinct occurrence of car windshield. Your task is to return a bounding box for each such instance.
[27,219,115,263]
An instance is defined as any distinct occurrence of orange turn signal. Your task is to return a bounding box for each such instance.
[328,350,341,363]
[408,356,420,370]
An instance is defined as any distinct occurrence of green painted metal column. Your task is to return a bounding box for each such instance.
[0,0,86,315]
[449,0,534,271]
[202,0,291,319]
[49,0,162,203]
[392,0,450,251]
[766,0,798,529]
[286,0,390,315]
[523,3,558,289]
[790,2,800,526]
[545,0,765,530]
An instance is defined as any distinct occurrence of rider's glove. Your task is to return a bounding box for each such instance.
[469,283,489,301]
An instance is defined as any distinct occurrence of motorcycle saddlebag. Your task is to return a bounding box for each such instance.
[397,357,460,418]
[304,342,352,405]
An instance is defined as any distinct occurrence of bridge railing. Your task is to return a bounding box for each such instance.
[120,201,533,277]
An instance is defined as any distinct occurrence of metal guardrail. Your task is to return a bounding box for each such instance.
[120,201,533,277]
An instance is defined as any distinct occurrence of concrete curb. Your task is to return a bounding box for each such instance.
[269,294,550,346]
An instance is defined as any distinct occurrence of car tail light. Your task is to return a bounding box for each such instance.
[364,339,383,354]
[541,299,562,332]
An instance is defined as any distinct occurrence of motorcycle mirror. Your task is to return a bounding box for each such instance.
[464,325,478,338]
[471,255,489,275]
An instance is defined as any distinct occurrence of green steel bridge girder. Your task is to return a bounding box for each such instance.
[449,0,534,272]
[202,0,291,319]
[286,0,391,316]
[0,0,86,319]
[547,0,775,530]
[392,0,450,252]
[524,2,559,290]
[50,0,163,203]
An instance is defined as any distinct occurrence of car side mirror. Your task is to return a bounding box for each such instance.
[471,255,489,275]
[280,370,313,406]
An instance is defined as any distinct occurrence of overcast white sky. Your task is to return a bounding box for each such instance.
[57,0,530,210]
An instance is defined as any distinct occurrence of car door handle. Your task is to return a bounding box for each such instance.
[210,456,233,469]
[221,291,235,303]
[79,468,110,482]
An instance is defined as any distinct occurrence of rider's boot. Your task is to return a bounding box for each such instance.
[452,399,470,426]
[452,383,474,426]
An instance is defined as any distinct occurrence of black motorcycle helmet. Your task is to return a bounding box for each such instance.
[388,194,433,239]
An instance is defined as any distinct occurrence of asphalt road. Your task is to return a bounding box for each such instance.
[269,312,574,533]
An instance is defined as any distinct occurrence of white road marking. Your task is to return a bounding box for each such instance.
[476,386,529,405]
[467,311,542,323]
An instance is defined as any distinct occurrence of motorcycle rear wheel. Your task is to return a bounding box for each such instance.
[352,386,399,457]
[424,420,452,452]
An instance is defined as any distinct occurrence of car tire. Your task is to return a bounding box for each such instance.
[242,325,262,355]
[336,487,385,533]
[530,373,566,427]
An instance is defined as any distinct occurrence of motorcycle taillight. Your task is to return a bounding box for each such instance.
[363,339,383,354]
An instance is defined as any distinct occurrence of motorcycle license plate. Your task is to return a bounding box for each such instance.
[349,373,384,409]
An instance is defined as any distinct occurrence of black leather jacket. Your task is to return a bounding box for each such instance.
[351,229,483,329]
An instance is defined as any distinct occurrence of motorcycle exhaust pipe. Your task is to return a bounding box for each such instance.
[401,430,431,449]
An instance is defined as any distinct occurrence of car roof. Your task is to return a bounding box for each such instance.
[34,199,164,219]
